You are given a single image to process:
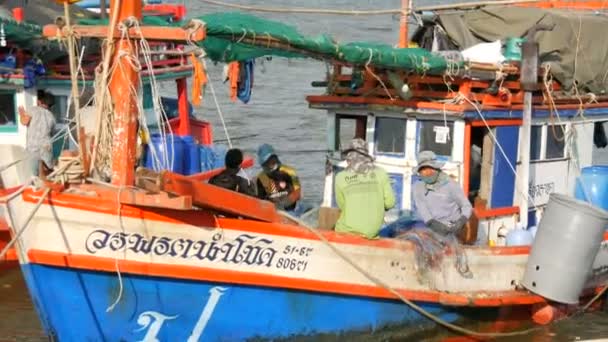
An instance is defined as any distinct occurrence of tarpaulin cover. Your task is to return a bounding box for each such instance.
[438,6,608,93]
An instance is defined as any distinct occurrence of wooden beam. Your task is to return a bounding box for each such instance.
[43,24,206,42]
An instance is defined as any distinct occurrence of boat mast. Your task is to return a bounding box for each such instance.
[109,0,142,186]
[398,0,412,48]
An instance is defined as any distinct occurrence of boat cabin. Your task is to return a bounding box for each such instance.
[308,71,608,246]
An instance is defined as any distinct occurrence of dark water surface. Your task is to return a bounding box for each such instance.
[2,0,608,340]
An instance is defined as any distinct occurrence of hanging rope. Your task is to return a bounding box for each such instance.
[0,187,51,261]
[277,211,543,338]
[207,75,233,148]
[90,0,122,178]
[459,94,540,209]
[61,2,86,176]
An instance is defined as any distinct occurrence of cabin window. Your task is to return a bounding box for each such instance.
[0,91,17,133]
[545,124,566,159]
[594,121,607,149]
[418,120,454,157]
[335,114,366,150]
[530,126,542,161]
[375,117,406,155]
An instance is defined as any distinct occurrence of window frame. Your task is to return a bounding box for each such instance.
[334,114,367,151]
[416,119,455,159]
[374,116,407,157]
[529,123,568,163]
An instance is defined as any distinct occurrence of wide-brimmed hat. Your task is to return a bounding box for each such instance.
[414,150,445,174]
[341,138,372,158]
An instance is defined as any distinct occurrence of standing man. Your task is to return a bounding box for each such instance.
[412,151,472,236]
[334,138,396,239]
[256,144,301,211]
[19,90,56,180]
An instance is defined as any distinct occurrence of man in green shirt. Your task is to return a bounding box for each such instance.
[334,138,396,238]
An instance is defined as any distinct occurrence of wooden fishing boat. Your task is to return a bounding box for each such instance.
[1,0,608,341]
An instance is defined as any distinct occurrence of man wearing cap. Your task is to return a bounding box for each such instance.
[334,138,396,239]
[413,150,472,236]
[256,144,301,211]
[209,148,256,197]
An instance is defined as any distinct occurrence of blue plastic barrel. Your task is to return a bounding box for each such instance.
[211,145,228,169]
[145,134,185,174]
[181,136,201,175]
[199,145,212,172]
[574,166,608,211]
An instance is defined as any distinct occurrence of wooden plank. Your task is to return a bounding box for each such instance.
[119,189,193,210]
[160,171,282,223]
[43,24,206,42]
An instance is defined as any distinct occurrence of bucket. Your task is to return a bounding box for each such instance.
[522,193,608,304]
[503,37,525,62]
[144,134,185,174]
[574,166,608,211]
[181,135,201,175]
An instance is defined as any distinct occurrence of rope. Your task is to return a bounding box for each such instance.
[90,0,122,177]
[460,94,540,209]
[62,2,85,173]
[0,187,50,261]
[198,0,402,15]
[106,185,125,313]
[207,74,233,148]
[364,49,395,101]
[277,210,541,338]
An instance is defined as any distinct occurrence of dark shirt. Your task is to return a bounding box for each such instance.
[209,168,256,197]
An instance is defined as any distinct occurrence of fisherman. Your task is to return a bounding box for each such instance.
[18,90,56,180]
[412,150,472,236]
[209,148,256,197]
[256,144,301,211]
[334,138,396,239]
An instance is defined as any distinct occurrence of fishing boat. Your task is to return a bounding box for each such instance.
[1,0,608,341]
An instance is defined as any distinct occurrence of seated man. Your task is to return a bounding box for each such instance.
[334,138,396,239]
[412,151,472,236]
[209,148,256,197]
[256,144,301,211]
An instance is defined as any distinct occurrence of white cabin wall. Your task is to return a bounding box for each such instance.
[452,120,465,186]
[567,121,595,195]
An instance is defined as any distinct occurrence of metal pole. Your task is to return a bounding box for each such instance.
[519,30,541,228]
[100,0,107,19]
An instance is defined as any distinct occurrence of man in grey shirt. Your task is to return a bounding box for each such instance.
[19,90,56,180]
[412,151,473,235]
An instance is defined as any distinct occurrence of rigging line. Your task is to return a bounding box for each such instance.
[207,70,233,148]
[278,210,543,338]
[460,94,539,208]
[198,0,402,15]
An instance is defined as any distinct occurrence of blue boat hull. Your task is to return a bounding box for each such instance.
[21,263,474,341]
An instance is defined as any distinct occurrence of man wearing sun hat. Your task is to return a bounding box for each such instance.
[334,138,396,239]
[412,150,472,236]
[256,143,301,211]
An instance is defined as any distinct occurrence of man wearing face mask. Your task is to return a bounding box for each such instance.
[412,151,472,236]
[256,144,301,211]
